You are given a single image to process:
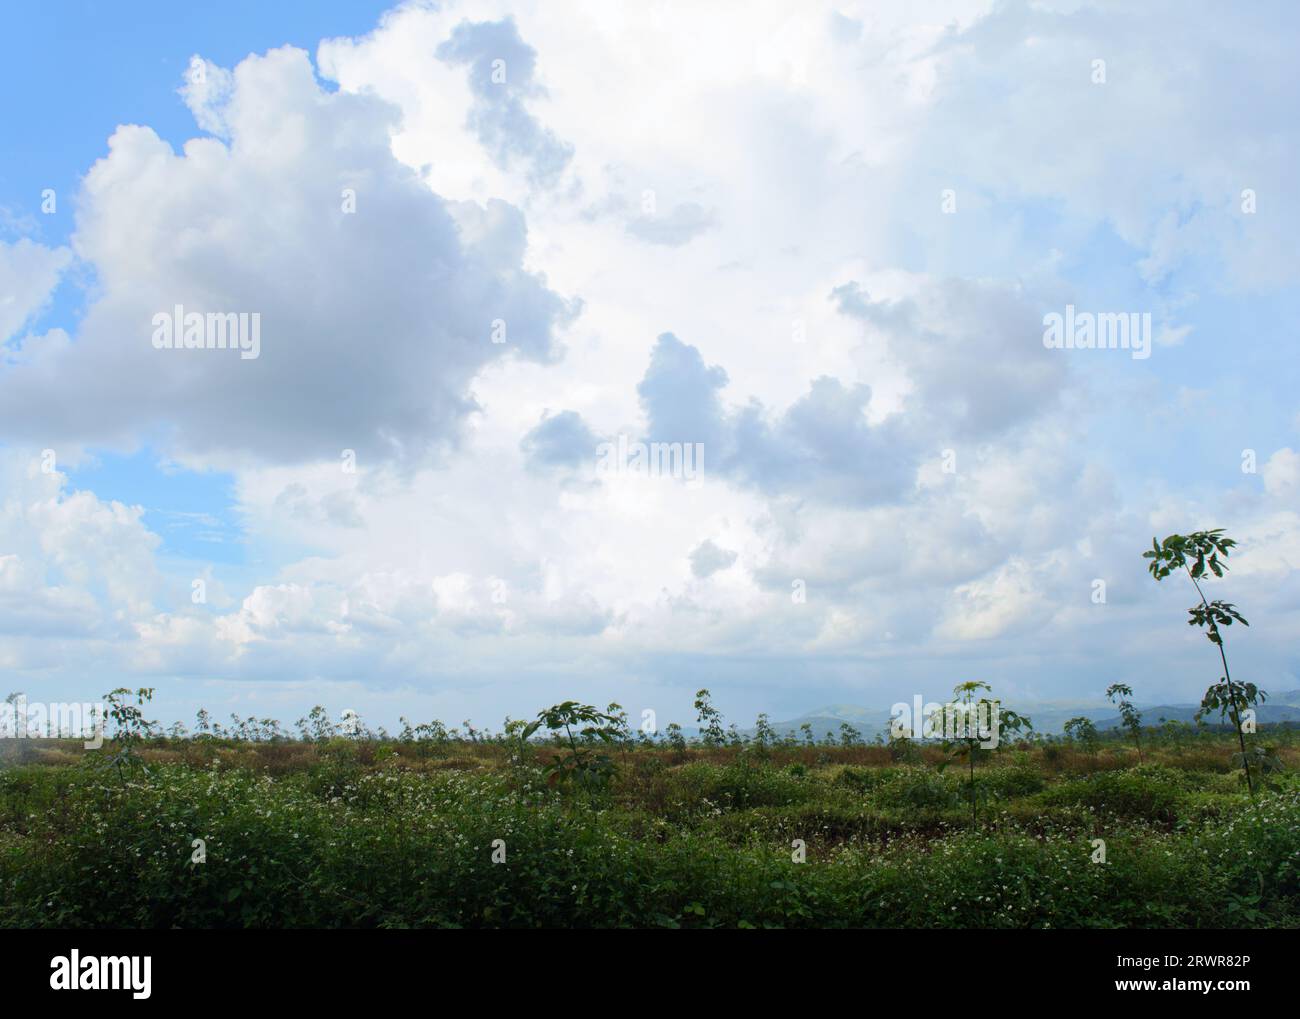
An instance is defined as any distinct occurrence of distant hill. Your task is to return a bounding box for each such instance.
[761,688,1300,738]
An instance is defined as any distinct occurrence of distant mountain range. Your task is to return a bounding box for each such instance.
[750,689,1300,738]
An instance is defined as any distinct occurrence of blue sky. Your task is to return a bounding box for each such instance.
[2,0,392,564]
[1,0,1298,733]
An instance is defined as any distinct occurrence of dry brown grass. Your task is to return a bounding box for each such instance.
[7,729,1299,781]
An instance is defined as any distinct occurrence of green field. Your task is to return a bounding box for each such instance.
[2,714,1297,928]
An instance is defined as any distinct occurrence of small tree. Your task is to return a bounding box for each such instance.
[935,681,1031,830]
[1063,716,1100,756]
[606,702,633,752]
[3,692,26,739]
[102,687,156,780]
[1143,530,1265,796]
[522,701,623,799]
[693,689,726,748]
[296,705,336,742]
[1106,683,1143,762]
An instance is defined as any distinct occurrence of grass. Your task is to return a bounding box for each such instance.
[0,731,1297,928]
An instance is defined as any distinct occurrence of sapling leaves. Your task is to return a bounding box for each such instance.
[1144,530,1264,797]
[1106,682,1143,762]
[523,701,623,799]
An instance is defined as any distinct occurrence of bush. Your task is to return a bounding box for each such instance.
[872,768,961,812]
[980,766,1045,799]
[1039,766,1188,821]
[834,766,896,792]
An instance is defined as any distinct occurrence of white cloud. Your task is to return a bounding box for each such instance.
[939,558,1045,641]
[0,451,161,654]
[0,45,576,467]
[0,238,71,344]
[1262,447,1300,498]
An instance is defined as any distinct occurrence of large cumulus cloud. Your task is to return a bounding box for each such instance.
[0,46,577,467]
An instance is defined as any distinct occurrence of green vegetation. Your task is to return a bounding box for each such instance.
[933,680,1032,832]
[1106,683,1143,762]
[1063,716,1101,756]
[1144,529,1265,795]
[1,695,1297,929]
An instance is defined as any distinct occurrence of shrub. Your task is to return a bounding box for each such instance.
[872,768,961,812]
[1039,767,1188,821]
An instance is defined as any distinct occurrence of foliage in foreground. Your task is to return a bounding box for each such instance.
[1,735,1297,929]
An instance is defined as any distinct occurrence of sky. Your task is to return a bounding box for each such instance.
[1,0,1298,734]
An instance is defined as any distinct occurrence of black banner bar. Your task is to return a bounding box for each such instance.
[1,928,1290,1005]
